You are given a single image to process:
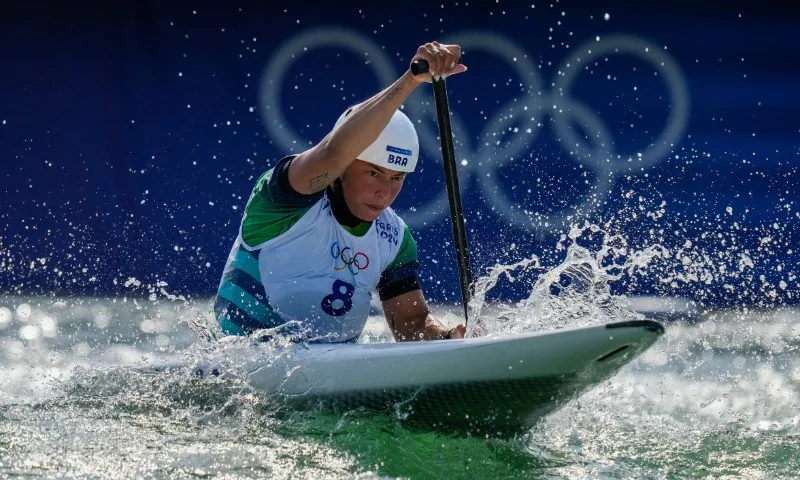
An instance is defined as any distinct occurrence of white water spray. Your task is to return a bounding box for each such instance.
[469,222,670,337]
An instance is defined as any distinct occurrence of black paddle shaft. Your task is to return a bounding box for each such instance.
[411,60,474,323]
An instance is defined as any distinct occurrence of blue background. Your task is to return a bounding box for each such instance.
[1,1,797,308]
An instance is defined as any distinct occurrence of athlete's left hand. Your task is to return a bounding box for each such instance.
[448,324,466,339]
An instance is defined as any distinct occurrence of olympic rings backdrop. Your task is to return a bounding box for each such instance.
[1,1,798,307]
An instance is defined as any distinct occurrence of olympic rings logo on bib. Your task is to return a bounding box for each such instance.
[331,242,370,275]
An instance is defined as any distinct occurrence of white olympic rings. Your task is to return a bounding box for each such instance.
[258,27,689,234]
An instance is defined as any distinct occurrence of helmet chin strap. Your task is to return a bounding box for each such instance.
[327,178,366,227]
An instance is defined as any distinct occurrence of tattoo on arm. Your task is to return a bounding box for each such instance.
[307,172,330,193]
[388,312,405,341]
[386,84,404,101]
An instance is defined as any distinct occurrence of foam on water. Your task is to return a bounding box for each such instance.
[2,302,799,478]
[1,216,798,477]
[461,220,798,475]
[524,310,800,477]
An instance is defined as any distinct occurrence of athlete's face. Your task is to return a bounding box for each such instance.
[340,160,406,221]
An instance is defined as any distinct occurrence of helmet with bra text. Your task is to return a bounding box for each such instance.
[334,104,419,173]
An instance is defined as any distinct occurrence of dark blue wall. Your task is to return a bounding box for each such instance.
[1,1,798,307]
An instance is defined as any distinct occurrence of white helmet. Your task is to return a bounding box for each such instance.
[334,104,419,172]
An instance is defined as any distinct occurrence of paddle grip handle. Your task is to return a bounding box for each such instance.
[411,57,462,77]
[410,60,429,76]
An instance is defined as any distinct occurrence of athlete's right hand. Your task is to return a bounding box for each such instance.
[410,41,466,83]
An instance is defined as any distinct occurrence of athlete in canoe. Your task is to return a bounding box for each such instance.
[214,41,467,343]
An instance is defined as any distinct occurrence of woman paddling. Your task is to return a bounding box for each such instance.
[214,41,467,343]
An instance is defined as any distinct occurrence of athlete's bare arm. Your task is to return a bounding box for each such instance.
[287,42,464,195]
[382,289,466,342]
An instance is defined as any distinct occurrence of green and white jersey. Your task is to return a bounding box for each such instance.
[215,156,420,343]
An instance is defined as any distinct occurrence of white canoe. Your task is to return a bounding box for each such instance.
[235,319,665,436]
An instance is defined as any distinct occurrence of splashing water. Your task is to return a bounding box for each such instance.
[468,222,669,337]
[1,200,797,478]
